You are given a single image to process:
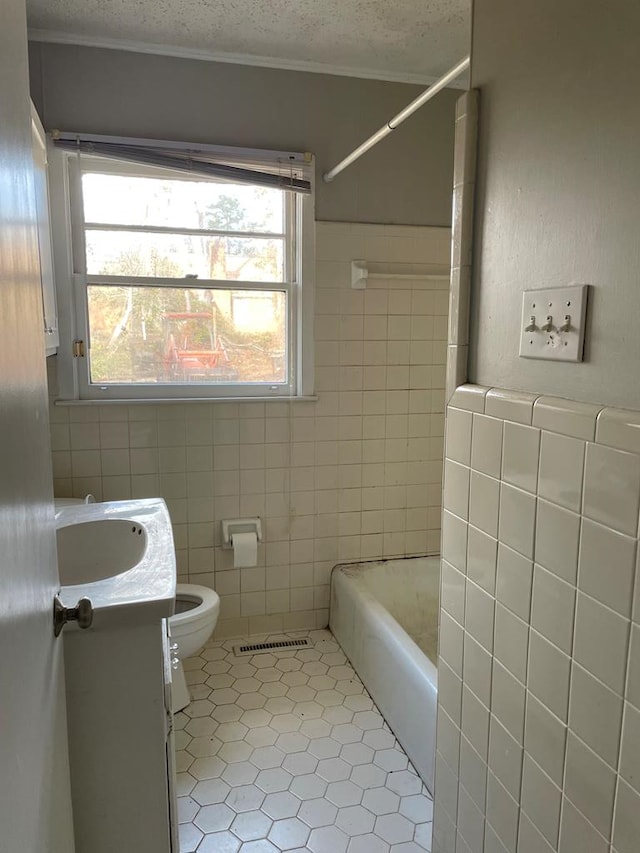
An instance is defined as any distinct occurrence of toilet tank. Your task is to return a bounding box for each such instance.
[53,495,95,517]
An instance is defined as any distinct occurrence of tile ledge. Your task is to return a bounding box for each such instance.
[449,384,490,413]
[596,406,640,455]
[448,386,640,445]
[485,388,540,426]
[533,396,604,441]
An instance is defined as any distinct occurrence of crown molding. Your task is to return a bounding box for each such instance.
[27,28,468,88]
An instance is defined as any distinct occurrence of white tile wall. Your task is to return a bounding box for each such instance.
[47,222,450,637]
[446,91,478,405]
[435,384,640,853]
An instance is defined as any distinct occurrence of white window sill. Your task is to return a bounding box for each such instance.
[54,396,318,407]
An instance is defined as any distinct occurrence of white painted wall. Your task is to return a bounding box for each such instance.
[28,42,459,227]
[468,0,640,410]
[433,2,640,851]
[0,0,74,848]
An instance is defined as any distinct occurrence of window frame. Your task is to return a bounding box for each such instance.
[49,145,315,402]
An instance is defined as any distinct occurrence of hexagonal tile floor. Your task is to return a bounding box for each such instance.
[175,629,432,852]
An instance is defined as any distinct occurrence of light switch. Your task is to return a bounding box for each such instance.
[519,285,588,362]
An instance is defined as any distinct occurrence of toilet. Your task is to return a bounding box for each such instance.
[169,584,220,712]
[53,494,95,516]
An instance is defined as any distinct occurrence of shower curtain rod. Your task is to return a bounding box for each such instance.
[323,55,470,183]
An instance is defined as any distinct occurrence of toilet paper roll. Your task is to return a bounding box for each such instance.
[231,531,258,568]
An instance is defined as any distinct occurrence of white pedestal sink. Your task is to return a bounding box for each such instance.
[56,499,178,853]
[57,497,176,622]
[57,518,147,584]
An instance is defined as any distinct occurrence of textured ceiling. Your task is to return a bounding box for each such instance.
[27,0,470,84]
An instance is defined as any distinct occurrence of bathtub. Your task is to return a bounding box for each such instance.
[330,556,439,794]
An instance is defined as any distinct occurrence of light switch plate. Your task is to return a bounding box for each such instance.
[519,285,588,362]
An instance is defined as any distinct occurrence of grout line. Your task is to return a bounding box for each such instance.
[610,534,639,851]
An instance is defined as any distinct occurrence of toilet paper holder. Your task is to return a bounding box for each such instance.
[221,518,263,549]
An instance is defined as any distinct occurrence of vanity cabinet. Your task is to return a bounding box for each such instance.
[30,102,59,355]
[63,618,178,853]
[57,498,178,852]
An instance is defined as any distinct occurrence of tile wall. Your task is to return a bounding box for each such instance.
[433,384,640,853]
[446,90,477,405]
[48,222,450,637]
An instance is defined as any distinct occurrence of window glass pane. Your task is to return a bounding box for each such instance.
[82,173,284,233]
[85,230,284,282]
[87,285,287,386]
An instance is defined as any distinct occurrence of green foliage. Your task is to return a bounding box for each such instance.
[204,193,269,256]
[204,195,261,232]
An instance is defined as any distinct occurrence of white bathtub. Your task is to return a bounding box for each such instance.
[330,556,439,794]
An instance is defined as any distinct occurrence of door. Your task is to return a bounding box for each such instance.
[0,2,75,851]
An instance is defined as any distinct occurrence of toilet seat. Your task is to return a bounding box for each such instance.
[171,584,220,634]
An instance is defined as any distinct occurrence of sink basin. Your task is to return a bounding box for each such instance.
[57,519,147,585]
[55,498,176,624]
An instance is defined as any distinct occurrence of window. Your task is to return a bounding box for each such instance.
[50,137,314,400]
